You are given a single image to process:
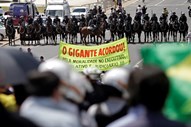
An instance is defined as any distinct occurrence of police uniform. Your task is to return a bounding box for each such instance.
[36,16,43,26]
[179,14,187,23]
[53,17,61,25]
[27,17,33,25]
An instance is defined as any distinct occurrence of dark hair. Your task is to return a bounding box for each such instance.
[128,65,169,111]
[26,71,60,97]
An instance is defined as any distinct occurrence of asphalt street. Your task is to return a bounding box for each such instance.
[2,0,190,67]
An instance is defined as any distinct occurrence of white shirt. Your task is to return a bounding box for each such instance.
[20,96,82,127]
[137,7,142,13]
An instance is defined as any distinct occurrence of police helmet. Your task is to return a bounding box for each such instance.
[83,66,102,80]
[102,68,130,99]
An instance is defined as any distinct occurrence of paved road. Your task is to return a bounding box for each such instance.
[2,0,190,67]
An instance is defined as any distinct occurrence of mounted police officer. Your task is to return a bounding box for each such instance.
[163,7,169,17]
[150,13,158,23]
[125,13,132,24]
[159,12,168,23]
[53,15,60,26]
[19,16,25,26]
[46,16,52,25]
[79,14,86,26]
[117,12,124,23]
[71,15,78,25]
[134,12,141,24]
[92,4,98,15]
[136,5,142,17]
[179,13,187,23]
[98,6,102,14]
[88,15,98,33]
[27,15,33,25]
[36,15,43,26]
[169,12,178,23]
[5,16,13,26]
[142,13,150,24]
[142,5,147,16]
[62,15,69,25]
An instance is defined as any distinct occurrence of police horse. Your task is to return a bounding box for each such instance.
[179,21,188,42]
[168,20,179,42]
[132,20,142,43]
[143,20,151,43]
[109,18,117,41]
[160,19,169,42]
[151,21,160,42]
[80,21,105,45]
[124,20,132,43]
[6,25,16,46]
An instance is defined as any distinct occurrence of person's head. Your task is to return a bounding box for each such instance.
[94,4,97,8]
[163,7,166,10]
[128,65,169,112]
[48,16,51,19]
[138,5,141,7]
[153,13,156,17]
[181,12,185,16]
[102,68,130,99]
[81,14,84,17]
[127,13,130,16]
[38,15,41,18]
[146,13,148,16]
[83,66,102,81]
[27,71,60,98]
[56,15,58,18]
[173,12,176,15]
[72,15,75,18]
[27,48,31,52]
[40,56,44,62]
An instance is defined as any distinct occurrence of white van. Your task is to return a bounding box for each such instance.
[45,0,70,21]
[71,7,89,20]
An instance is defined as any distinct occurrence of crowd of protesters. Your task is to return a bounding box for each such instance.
[0,47,190,127]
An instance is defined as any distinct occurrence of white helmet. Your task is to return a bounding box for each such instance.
[38,59,72,84]
[62,71,93,103]
[102,68,130,99]
[83,66,102,80]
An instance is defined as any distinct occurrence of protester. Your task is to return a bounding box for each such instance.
[40,56,45,63]
[37,59,97,127]
[88,67,130,127]
[27,48,33,57]
[107,65,186,127]
[20,71,82,127]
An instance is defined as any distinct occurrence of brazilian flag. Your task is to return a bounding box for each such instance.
[141,43,191,123]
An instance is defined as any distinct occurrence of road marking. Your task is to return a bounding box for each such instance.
[155,0,164,6]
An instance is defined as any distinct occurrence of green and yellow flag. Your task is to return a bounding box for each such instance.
[141,43,191,123]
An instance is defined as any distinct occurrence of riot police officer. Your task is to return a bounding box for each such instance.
[134,13,141,23]
[159,12,168,23]
[19,16,25,26]
[46,16,52,25]
[53,15,60,25]
[179,13,187,23]
[79,14,86,26]
[169,12,178,23]
[142,13,150,24]
[36,15,43,26]
[125,13,132,24]
[92,4,98,15]
[71,15,78,25]
[27,15,33,25]
[62,15,69,25]
[88,15,98,33]
[150,13,158,23]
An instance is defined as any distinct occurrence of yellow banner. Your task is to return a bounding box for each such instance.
[59,38,130,71]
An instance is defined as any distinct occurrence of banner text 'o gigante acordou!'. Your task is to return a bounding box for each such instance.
[59,38,130,71]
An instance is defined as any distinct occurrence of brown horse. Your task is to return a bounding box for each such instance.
[80,21,105,45]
